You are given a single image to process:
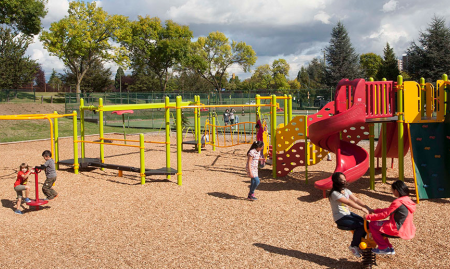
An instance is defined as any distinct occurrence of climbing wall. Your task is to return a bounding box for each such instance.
[409,122,450,199]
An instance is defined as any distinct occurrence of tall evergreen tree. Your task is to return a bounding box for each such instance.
[324,22,361,86]
[115,67,125,90]
[406,16,450,81]
[378,43,399,80]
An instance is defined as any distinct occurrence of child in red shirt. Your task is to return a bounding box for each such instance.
[14,163,33,215]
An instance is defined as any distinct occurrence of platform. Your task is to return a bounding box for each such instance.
[365,116,398,123]
[58,158,177,176]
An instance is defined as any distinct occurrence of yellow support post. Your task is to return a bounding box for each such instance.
[165,96,171,180]
[176,96,182,185]
[397,75,404,181]
[73,110,79,174]
[284,94,288,125]
[99,98,105,170]
[288,94,293,122]
[212,115,216,151]
[80,98,85,158]
[271,95,277,178]
[140,133,145,185]
[443,74,448,118]
[420,78,426,118]
[256,94,261,118]
[54,111,59,170]
[369,123,375,190]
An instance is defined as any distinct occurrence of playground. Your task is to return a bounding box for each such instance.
[1,75,450,268]
[0,132,448,268]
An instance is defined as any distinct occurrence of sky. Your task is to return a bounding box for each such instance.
[27,0,450,82]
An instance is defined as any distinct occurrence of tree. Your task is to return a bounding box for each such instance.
[187,31,257,99]
[34,64,46,91]
[48,69,62,91]
[360,53,382,79]
[325,21,361,86]
[297,58,326,89]
[251,64,272,89]
[288,79,300,90]
[378,43,399,80]
[0,0,48,36]
[115,67,125,90]
[272,59,290,89]
[297,66,309,88]
[60,59,113,92]
[0,27,38,89]
[40,1,128,99]
[122,16,193,92]
[174,67,211,92]
[406,16,450,80]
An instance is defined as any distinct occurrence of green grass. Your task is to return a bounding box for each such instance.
[0,91,65,103]
[0,118,158,143]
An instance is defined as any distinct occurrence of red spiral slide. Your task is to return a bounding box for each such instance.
[309,79,370,194]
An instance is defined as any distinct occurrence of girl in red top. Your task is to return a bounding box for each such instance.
[364,180,416,255]
[14,163,33,215]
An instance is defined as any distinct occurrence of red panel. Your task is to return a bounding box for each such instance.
[276,142,306,177]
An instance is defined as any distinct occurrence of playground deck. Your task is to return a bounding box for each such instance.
[0,133,449,269]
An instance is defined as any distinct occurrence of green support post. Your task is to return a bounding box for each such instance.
[99,98,105,170]
[397,75,404,181]
[443,74,448,116]
[381,78,387,183]
[284,94,288,125]
[165,96,171,180]
[140,133,145,185]
[304,115,309,184]
[80,98,85,158]
[369,123,375,190]
[73,111,79,174]
[420,78,425,118]
[256,94,261,118]
[271,95,277,178]
[54,111,59,170]
[288,94,293,122]
[176,96,182,185]
[212,116,216,151]
[197,95,201,154]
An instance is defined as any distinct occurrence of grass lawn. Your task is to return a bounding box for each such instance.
[0,118,158,143]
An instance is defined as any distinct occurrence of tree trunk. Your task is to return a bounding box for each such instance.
[76,81,81,103]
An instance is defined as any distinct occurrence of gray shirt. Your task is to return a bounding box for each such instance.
[43,158,57,179]
[329,188,352,221]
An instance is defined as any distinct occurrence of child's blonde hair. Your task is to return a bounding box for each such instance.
[19,163,29,170]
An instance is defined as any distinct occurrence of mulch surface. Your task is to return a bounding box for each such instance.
[0,131,448,268]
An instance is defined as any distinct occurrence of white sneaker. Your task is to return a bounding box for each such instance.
[348,246,361,258]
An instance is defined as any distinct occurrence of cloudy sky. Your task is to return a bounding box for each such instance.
[28,0,450,81]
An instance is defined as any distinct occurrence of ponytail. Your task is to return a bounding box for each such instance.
[247,141,264,155]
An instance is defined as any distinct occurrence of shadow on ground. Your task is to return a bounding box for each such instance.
[253,243,360,269]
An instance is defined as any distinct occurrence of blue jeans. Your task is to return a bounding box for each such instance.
[335,212,366,247]
[249,177,260,196]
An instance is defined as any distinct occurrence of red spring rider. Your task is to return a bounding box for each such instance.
[26,167,49,210]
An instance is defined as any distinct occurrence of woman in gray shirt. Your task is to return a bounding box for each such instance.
[329,172,372,258]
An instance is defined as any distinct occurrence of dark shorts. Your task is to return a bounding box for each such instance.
[230,119,235,124]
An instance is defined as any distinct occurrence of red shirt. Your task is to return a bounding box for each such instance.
[14,171,29,187]
[256,120,264,141]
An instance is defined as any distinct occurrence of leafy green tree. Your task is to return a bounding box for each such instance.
[307,58,326,88]
[122,16,193,92]
[60,59,113,92]
[40,1,128,98]
[115,67,125,90]
[128,67,159,92]
[0,27,37,89]
[0,0,47,36]
[48,69,62,91]
[360,53,382,79]
[228,74,241,91]
[288,79,300,90]
[187,31,257,99]
[378,43,399,80]
[173,67,211,92]
[325,21,361,86]
[34,64,46,91]
[406,16,450,80]
[297,66,309,88]
[251,64,272,89]
[272,59,290,89]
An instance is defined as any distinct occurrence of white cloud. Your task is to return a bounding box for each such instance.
[382,0,398,13]
[314,11,331,24]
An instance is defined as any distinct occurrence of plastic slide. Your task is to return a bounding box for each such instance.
[374,122,409,158]
[309,79,369,191]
